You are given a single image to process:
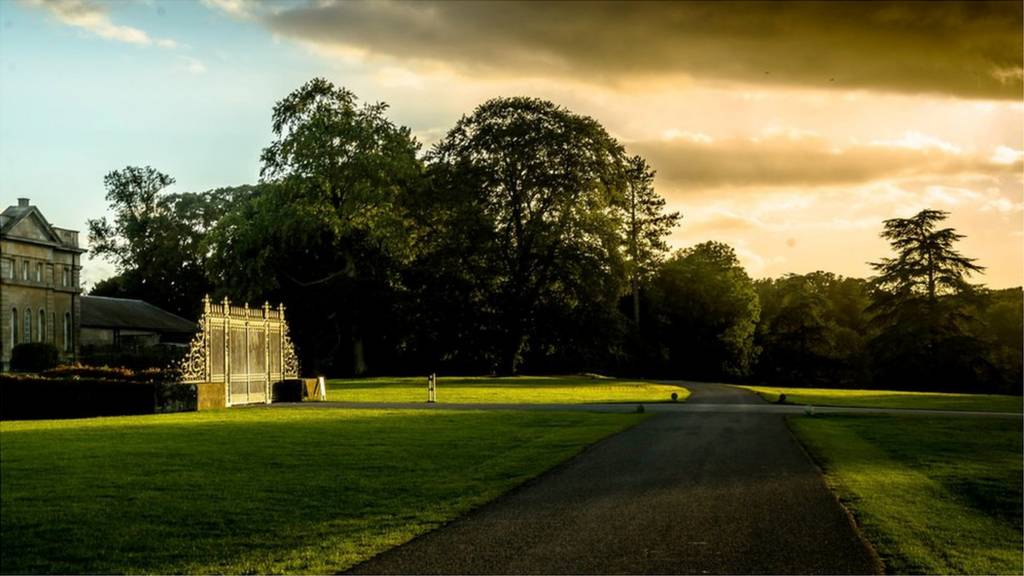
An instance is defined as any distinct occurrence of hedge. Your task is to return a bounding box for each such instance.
[40,364,177,382]
[0,373,195,420]
[10,343,59,372]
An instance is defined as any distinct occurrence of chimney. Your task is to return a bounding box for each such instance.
[17,198,29,207]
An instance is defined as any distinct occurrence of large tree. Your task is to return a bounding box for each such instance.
[87,166,244,318]
[647,242,760,380]
[755,272,869,387]
[868,209,988,390]
[208,78,422,375]
[425,97,631,374]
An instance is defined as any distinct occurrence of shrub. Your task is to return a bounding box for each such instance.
[10,343,59,372]
[41,364,177,382]
[0,373,196,420]
[79,344,187,371]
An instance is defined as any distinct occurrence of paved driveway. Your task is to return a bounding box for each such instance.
[346,383,882,574]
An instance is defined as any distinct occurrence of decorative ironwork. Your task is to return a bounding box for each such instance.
[176,295,299,406]
[282,321,299,378]
[177,327,208,383]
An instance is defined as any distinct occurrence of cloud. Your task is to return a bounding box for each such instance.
[179,56,207,75]
[23,0,177,48]
[262,0,1022,100]
[628,131,1023,190]
[201,0,255,19]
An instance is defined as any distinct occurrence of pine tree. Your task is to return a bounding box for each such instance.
[868,209,987,390]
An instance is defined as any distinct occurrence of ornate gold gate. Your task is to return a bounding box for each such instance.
[178,295,299,405]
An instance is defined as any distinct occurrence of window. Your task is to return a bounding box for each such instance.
[24,308,31,343]
[35,263,42,282]
[62,267,69,288]
[9,308,16,347]
[39,309,46,342]
[21,261,28,281]
[64,313,72,352]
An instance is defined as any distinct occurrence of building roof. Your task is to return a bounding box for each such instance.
[80,296,198,334]
[1,198,84,252]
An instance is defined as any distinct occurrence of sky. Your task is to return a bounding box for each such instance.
[1,0,1022,288]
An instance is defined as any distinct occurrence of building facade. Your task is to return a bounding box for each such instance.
[0,198,83,370]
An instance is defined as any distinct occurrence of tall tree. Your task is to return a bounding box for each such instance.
[87,167,243,318]
[427,97,630,374]
[870,209,983,301]
[868,209,987,390]
[622,155,681,328]
[208,78,422,375]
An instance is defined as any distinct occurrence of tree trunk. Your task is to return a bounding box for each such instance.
[632,277,640,328]
[500,333,524,376]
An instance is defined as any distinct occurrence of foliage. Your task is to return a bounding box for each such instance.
[621,155,681,327]
[9,342,59,372]
[87,169,250,318]
[208,78,423,376]
[646,242,760,379]
[0,373,194,419]
[868,210,990,391]
[80,78,1018,392]
[0,408,644,573]
[421,97,634,374]
[325,375,688,403]
[791,415,1022,574]
[975,287,1024,394]
[79,344,187,372]
[754,273,869,387]
[870,209,984,299]
[40,364,175,382]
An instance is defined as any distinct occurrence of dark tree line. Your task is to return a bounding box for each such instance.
[88,78,1022,394]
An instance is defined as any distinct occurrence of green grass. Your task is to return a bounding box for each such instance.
[0,408,645,574]
[790,415,1023,575]
[327,375,689,404]
[740,385,1023,413]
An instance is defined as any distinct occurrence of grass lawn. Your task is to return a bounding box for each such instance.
[740,385,1023,413]
[790,414,1023,575]
[0,408,645,574]
[327,375,688,404]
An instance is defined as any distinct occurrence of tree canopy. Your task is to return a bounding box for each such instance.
[646,242,760,380]
[425,97,635,374]
[87,167,246,318]
[83,79,1019,394]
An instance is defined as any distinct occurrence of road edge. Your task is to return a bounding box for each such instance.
[782,414,887,576]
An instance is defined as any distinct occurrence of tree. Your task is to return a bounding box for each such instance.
[868,209,988,390]
[622,155,681,328]
[973,287,1022,394]
[425,97,630,374]
[208,78,423,375]
[870,209,983,301]
[647,242,760,379]
[754,272,869,387]
[87,167,244,318]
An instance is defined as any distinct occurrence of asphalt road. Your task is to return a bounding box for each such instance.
[346,382,883,574]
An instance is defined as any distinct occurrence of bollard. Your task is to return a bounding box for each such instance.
[427,373,436,403]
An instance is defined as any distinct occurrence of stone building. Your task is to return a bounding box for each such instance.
[0,198,83,370]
